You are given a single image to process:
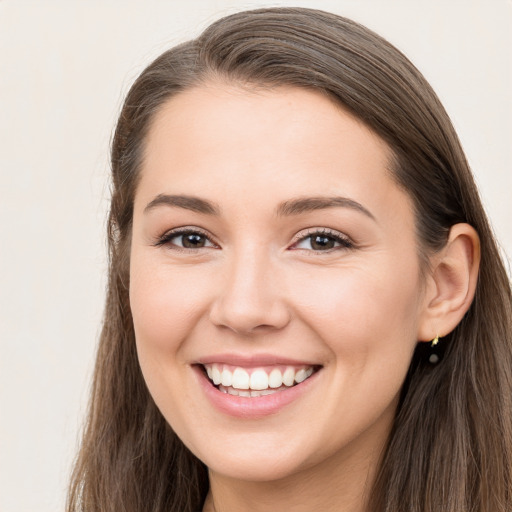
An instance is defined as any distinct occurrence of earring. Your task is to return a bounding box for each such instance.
[429,334,440,364]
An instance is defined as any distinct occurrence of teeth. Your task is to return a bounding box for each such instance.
[251,388,276,397]
[211,365,222,385]
[250,369,269,390]
[282,367,295,387]
[268,368,283,388]
[221,368,232,387]
[204,363,316,393]
[219,385,284,397]
[295,368,308,383]
[232,367,250,390]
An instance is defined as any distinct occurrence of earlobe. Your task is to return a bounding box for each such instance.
[418,223,480,342]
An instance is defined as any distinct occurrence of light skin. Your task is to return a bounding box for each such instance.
[129,84,480,512]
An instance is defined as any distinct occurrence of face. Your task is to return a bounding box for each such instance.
[130,84,427,483]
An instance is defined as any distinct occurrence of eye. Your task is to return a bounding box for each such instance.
[155,228,217,250]
[291,229,353,252]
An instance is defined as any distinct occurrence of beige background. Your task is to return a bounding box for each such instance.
[0,1,510,510]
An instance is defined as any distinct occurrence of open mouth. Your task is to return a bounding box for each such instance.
[201,363,320,398]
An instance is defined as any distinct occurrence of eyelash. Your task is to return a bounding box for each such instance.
[289,228,354,253]
[154,227,217,251]
[154,227,354,253]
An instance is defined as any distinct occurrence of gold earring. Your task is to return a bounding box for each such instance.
[429,334,441,364]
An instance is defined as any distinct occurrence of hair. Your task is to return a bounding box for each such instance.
[67,7,512,512]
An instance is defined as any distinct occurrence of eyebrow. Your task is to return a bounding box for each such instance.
[144,194,220,215]
[144,193,375,221]
[276,196,376,220]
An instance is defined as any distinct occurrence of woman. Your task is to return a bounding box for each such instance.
[67,7,512,512]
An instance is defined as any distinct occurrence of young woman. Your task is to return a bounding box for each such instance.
[68,7,512,512]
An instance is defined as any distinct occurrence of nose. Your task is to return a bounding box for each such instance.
[209,248,291,335]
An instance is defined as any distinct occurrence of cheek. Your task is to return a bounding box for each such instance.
[129,255,213,355]
[289,257,422,354]
[128,255,210,427]
[286,259,422,439]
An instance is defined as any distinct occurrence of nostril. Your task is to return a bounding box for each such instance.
[209,304,291,335]
[208,273,291,334]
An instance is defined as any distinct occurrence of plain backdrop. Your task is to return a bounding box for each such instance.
[0,1,510,510]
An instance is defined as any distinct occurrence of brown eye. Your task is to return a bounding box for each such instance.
[310,235,337,250]
[156,229,216,249]
[292,230,353,252]
[181,233,208,248]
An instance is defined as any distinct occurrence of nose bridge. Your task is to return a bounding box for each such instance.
[210,242,289,334]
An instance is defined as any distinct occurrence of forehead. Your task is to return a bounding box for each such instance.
[136,83,413,230]
[146,83,386,155]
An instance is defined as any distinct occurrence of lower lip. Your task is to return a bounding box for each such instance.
[194,366,320,419]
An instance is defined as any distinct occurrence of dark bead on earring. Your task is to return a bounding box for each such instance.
[429,335,440,364]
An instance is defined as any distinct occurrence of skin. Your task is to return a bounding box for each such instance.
[129,84,480,512]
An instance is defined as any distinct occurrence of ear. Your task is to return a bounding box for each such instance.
[417,223,480,342]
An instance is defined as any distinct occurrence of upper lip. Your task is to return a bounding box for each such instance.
[195,353,321,367]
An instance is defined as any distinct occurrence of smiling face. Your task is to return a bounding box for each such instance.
[129,84,428,484]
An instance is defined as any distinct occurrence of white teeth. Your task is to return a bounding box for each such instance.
[250,388,280,397]
[282,367,295,387]
[219,385,282,397]
[250,369,269,390]
[295,368,307,383]
[268,368,283,388]
[211,365,222,385]
[221,368,232,387]
[204,363,316,393]
[232,368,250,390]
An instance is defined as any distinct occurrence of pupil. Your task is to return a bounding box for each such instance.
[183,234,205,248]
[312,235,334,250]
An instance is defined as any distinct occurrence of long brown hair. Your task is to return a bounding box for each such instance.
[68,8,512,511]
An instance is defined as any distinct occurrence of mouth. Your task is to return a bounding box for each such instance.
[200,363,321,398]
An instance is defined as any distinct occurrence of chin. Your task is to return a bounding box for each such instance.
[203,451,313,483]
[180,423,334,484]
